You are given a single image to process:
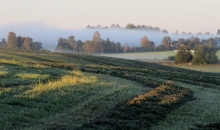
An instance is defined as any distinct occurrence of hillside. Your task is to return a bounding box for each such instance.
[0,49,220,129]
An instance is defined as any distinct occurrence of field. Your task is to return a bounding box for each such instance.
[1,49,220,129]
[101,51,220,62]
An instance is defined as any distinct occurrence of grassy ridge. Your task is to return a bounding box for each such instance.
[0,49,220,129]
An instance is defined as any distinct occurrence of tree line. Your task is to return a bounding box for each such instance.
[87,23,220,35]
[0,32,43,50]
[55,31,124,54]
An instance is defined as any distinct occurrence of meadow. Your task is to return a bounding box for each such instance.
[101,51,220,62]
[0,49,220,129]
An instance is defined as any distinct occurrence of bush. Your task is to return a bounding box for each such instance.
[192,45,218,65]
[174,46,193,64]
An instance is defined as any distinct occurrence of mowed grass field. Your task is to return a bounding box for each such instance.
[1,49,220,129]
[101,51,220,61]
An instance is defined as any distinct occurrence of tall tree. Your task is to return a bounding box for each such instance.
[217,29,220,35]
[22,37,32,50]
[162,36,172,50]
[17,35,23,49]
[7,32,18,49]
[0,38,6,48]
[67,36,76,53]
[140,36,151,48]
[93,31,102,43]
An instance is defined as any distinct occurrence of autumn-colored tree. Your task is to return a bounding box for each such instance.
[22,37,32,50]
[7,32,18,49]
[140,36,151,48]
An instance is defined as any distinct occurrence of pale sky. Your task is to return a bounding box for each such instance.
[0,0,220,34]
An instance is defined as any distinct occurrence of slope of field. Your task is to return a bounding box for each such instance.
[0,49,220,129]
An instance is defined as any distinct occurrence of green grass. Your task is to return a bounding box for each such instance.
[99,51,176,61]
[1,49,220,129]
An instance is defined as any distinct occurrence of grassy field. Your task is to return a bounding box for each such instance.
[1,49,220,129]
[101,51,220,62]
[100,51,176,61]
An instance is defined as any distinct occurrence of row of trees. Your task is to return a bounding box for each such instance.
[86,23,169,34]
[156,36,220,51]
[174,43,218,65]
[0,32,43,50]
[55,31,123,54]
[87,24,220,35]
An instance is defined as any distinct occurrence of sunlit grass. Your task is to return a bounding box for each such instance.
[127,83,189,105]
[15,73,49,79]
[0,88,12,96]
[20,74,97,98]
[0,71,8,76]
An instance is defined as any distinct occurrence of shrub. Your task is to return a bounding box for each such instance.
[174,46,193,64]
[192,45,218,65]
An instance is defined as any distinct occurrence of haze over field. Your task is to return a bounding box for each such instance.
[0,0,220,51]
[0,22,218,51]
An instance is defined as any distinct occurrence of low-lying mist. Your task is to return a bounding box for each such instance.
[0,22,218,51]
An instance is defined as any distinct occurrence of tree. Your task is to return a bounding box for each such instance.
[7,32,18,49]
[174,45,193,64]
[161,29,168,34]
[192,44,218,64]
[153,27,161,33]
[162,36,172,50]
[84,40,92,54]
[205,32,210,35]
[93,31,101,43]
[217,29,220,35]
[86,25,91,29]
[76,40,84,53]
[0,38,6,48]
[141,36,154,51]
[67,36,76,53]
[207,38,217,47]
[22,37,32,50]
[17,35,25,49]
[125,23,135,29]
[56,37,72,52]
[31,42,43,50]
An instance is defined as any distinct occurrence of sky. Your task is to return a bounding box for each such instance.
[0,0,220,34]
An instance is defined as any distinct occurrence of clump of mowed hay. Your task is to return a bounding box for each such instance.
[76,82,195,130]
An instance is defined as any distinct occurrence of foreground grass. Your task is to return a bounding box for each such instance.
[1,49,220,129]
[151,83,220,130]
[0,70,148,129]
